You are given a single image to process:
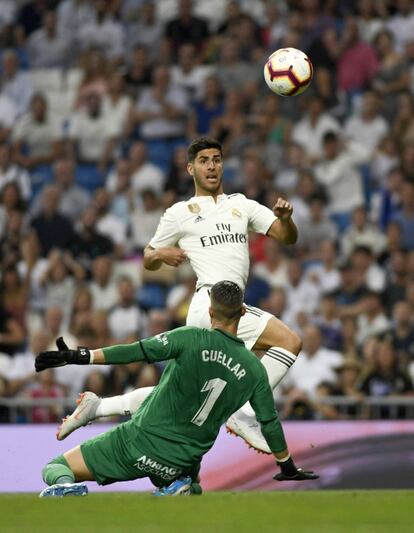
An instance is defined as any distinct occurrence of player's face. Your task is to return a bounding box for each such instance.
[188,148,224,196]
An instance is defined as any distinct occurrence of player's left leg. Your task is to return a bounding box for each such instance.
[39,448,93,497]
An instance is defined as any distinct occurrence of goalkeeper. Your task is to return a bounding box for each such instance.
[36,281,318,497]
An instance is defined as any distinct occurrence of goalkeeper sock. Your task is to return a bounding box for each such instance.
[43,455,75,486]
[240,347,297,417]
[96,387,155,417]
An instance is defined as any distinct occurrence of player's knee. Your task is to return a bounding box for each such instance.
[284,329,302,355]
[42,455,70,482]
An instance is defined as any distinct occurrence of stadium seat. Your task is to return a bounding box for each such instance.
[30,165,54,202]
[75,164,104,192]
[29,68,62,93]
[244,277,270,307]
[62,68,83,92]
[136,283,166,310]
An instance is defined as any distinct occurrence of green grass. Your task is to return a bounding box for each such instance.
[0,491,412,533]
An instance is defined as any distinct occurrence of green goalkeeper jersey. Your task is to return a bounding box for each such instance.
[103,326,286,469]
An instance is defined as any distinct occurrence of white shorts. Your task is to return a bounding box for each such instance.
[186,287,272,350]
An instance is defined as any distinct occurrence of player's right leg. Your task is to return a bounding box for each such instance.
[39,447,93,497]
[57,387,155,440]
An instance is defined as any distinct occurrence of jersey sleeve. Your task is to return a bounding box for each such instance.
[148,206,182,249]
[244,197,277,235]
[249,363,287,453]
[103,327,190,365]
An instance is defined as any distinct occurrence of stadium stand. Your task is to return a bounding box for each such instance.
[1,0,414,424]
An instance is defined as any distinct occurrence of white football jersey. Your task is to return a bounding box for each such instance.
[149,193,277,290]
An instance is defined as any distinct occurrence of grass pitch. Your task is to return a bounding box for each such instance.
[0,491,412,533]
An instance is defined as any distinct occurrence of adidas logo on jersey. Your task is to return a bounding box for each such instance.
[194,215,205,223]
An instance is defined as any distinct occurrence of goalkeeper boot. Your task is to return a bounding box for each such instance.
[39,483,88,498]
[152,476,193,496]
[56,391,100,441]
[226,412,271,455]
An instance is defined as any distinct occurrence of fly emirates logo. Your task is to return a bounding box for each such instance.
[200,223,247,248]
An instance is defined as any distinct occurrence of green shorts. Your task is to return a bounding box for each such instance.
[80,422,200,488]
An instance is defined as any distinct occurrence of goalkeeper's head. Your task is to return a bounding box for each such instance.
[209,280,245,326]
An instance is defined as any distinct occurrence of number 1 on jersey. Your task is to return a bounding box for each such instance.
[191,378,227,426]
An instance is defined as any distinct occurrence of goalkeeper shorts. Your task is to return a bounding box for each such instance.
[80,422,200,488]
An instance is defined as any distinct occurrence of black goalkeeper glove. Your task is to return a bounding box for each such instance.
[35,337,91,372]
[274,456,319,481]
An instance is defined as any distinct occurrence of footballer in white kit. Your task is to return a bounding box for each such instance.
[57,138,302,454]
[149,192,276,349]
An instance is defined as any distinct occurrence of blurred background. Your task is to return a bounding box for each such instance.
[0,0,414,438]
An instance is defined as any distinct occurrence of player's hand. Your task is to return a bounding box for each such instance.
[274,468,319,481]
[35,337,91,372]
[272,198,293,221]
[156,247,187,267]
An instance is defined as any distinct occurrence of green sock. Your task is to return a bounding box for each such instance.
[190,482,203,495]
[42,455,75,486]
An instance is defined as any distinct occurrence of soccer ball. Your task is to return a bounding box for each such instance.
[264,48,313,97]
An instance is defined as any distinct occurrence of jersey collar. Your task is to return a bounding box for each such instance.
[213,328,245,345]
[190,194,227,203]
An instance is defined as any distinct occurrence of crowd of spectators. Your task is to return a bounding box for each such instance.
[1,0,414,423]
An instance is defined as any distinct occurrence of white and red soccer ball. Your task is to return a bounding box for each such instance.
[264,47,313,97]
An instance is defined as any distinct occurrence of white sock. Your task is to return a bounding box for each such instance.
[239,347,297,417]
[96,387,155,417]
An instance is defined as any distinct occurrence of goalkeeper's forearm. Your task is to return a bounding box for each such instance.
[260,418,303,476]
[91,342,144,365]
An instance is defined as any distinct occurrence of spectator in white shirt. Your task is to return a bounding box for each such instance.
[171,43,214,101]
[12,93,61,169]
[0,143,31,201]
[292,94,340,160]
[0,94,17,141]
[307,240,341,294]
[350,245,386,292]
[128,141,165,194]
[31,158,90,222]
[3,330,50,396]
[94,188,127,254]
[0,49,34,116]
[126,0,163,59]
[102,71,133,138]
[77,0,125,60]
[27,9,71,68]
[387,0,414,53]
[108,276,147,343]
[344,91,389,152]
[133,66,189,141]
[57,0,95,45]
[282,324,343,398]
[88,255,118,312]
[297,193,337,260]
[68,92,118,168]
[356,290,390,346]
[341,206,388,259]
[283,258,321,331]
[130,189,164,252]
[315,131,369,229]
[252,239,289,289]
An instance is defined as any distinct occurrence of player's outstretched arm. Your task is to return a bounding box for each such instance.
[35,330,185,372]
[267,197,298,245]
[250,369,318,482]
[143,245,187,270]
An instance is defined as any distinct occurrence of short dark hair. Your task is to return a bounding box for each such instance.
[323,131,338,144]
[210,280,243,321]
[187,137,223,162]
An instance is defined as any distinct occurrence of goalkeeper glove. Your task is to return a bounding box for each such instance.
[274,456,319,481]
[35,337,91,372]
